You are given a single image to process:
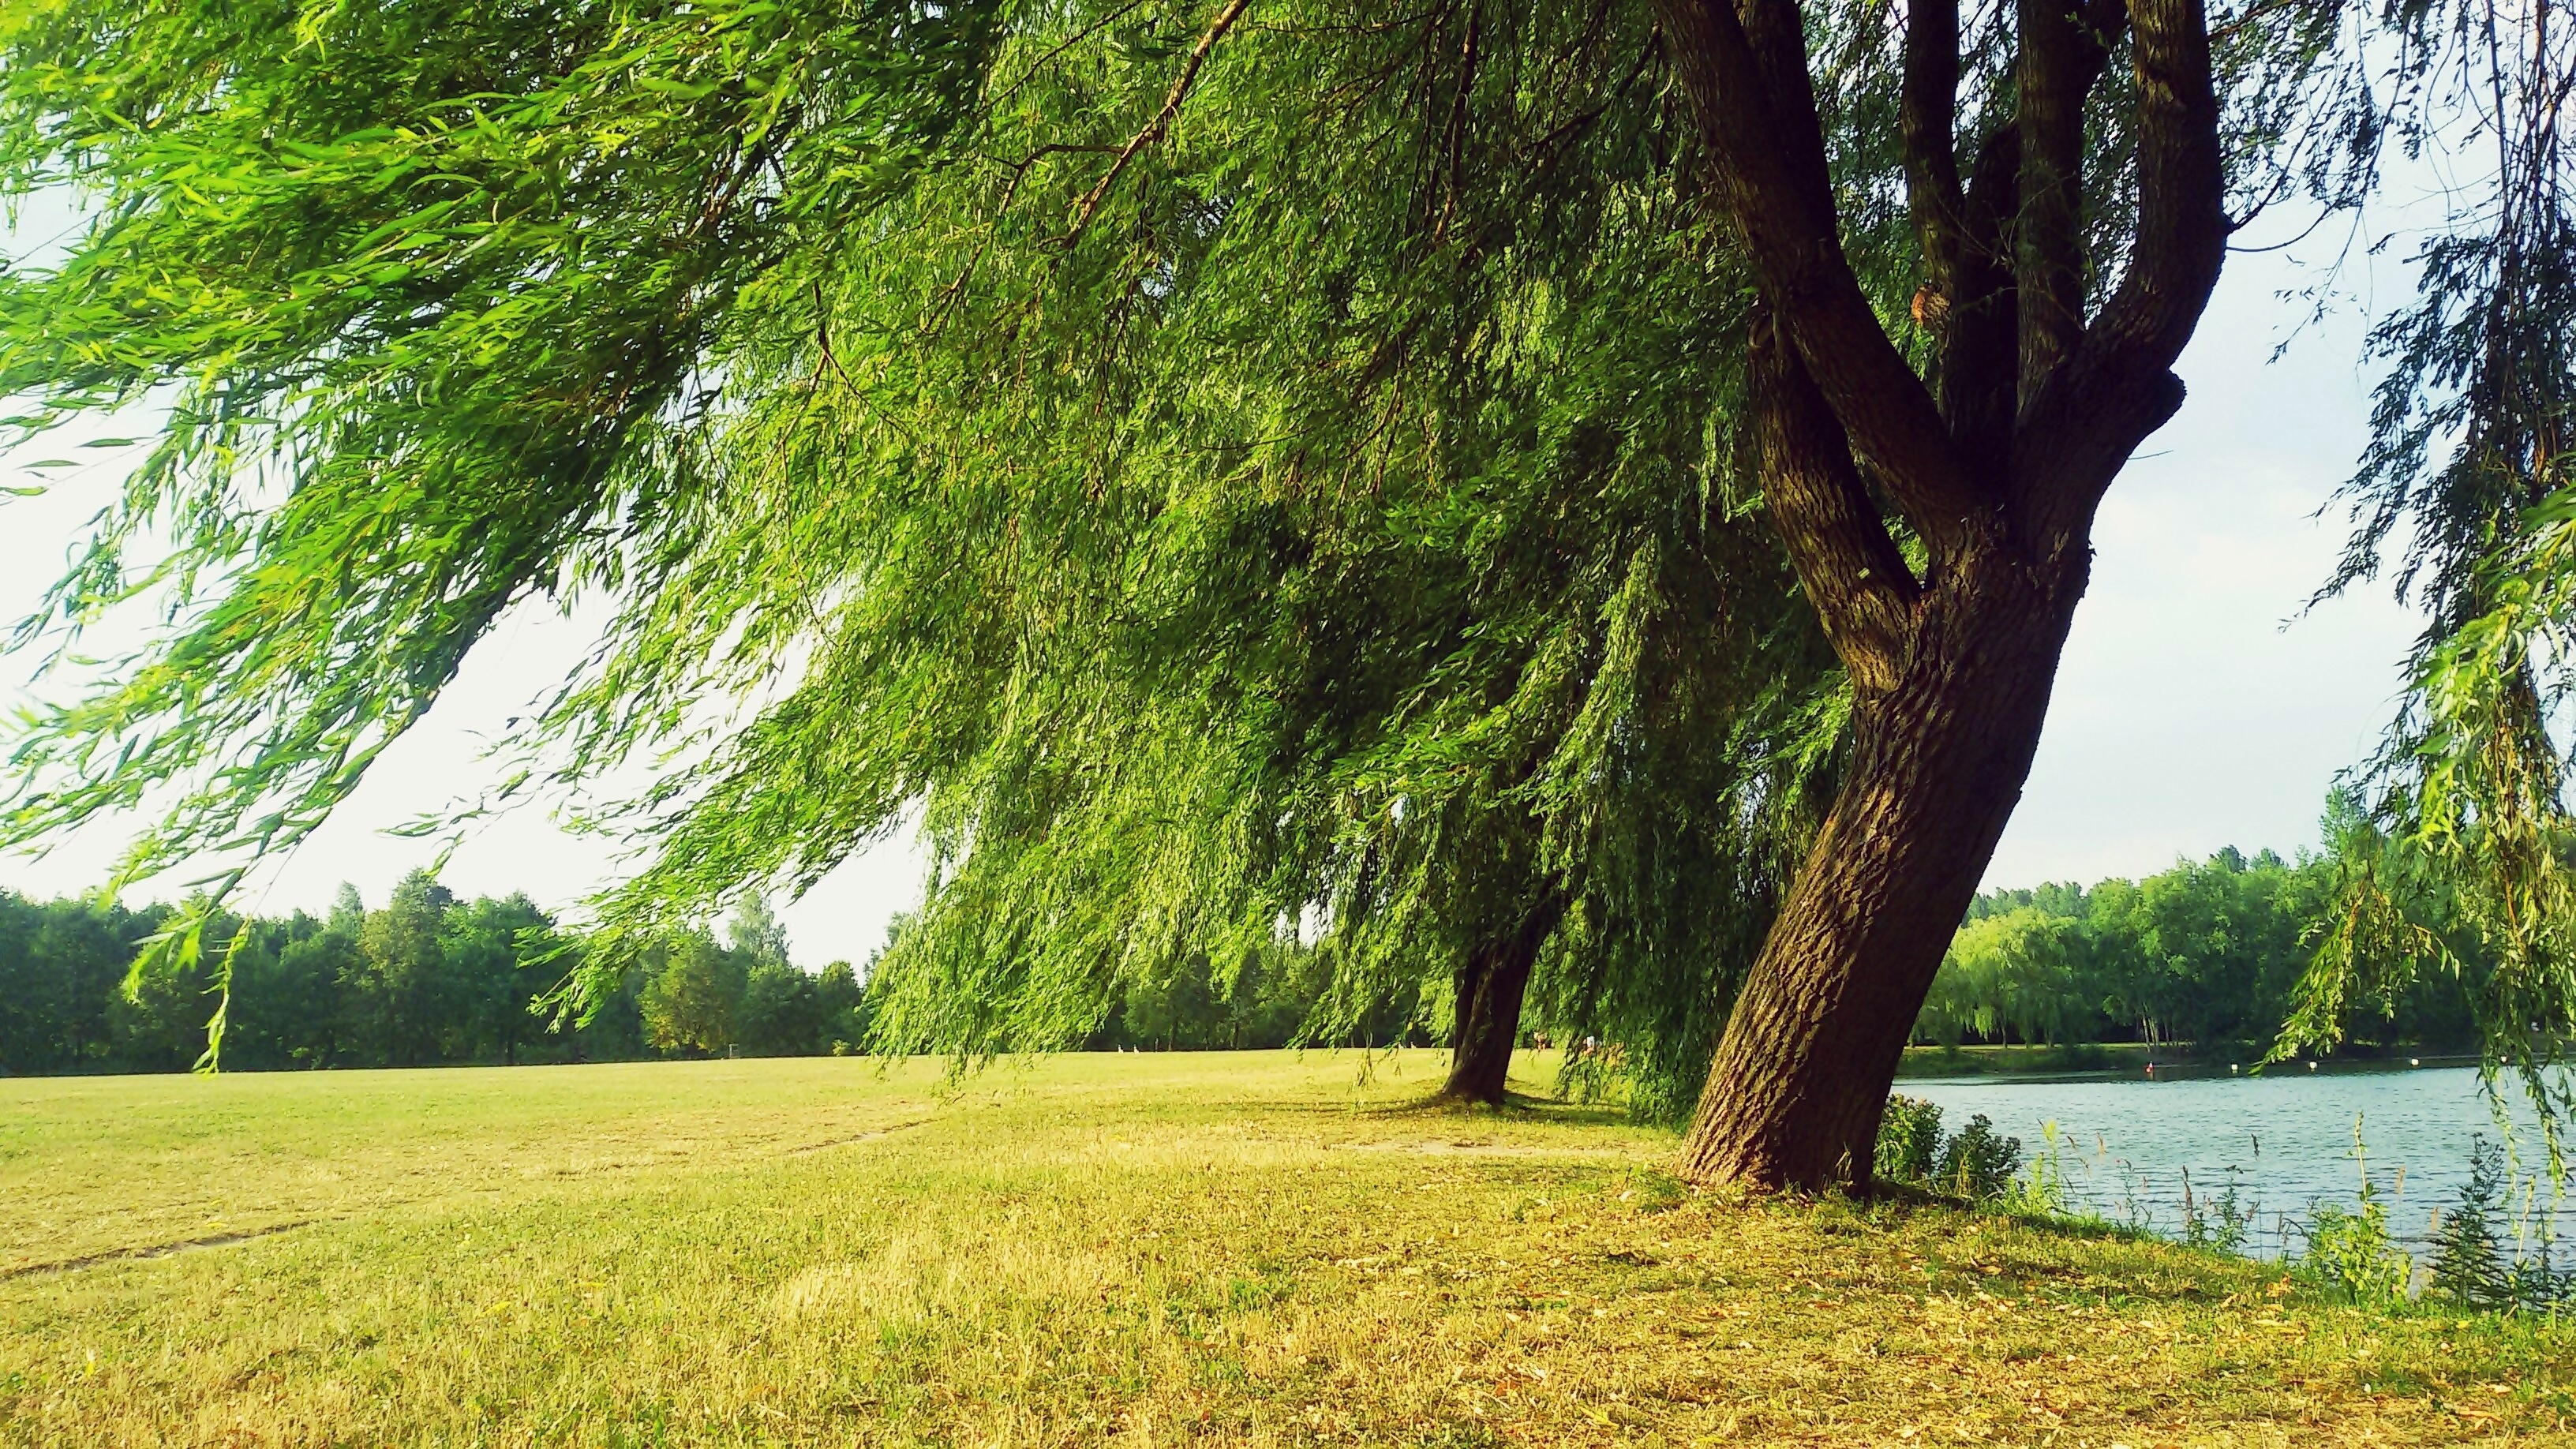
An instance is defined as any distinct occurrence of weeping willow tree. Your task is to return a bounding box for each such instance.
[2272,0,2576,1144]
[0,0,1017,1050]
[0,0,2531,1185]
[0,0,1848,1117]
[506,1,1852,1114]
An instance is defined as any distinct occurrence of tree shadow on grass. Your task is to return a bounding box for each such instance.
[1419,1090,1634,1127]
[1841,1179,2185,1254]
[1260,1085,1641,1131]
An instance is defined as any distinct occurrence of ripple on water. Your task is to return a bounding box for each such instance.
[1907,1065,2574,1258]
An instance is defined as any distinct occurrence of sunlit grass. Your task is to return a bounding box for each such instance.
[2,1050,2567,1445]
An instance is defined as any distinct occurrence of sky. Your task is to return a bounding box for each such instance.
[1991,239,2421,886]
[0,215,2426,967]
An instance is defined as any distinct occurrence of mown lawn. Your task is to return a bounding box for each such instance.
[2,1050,2567,1446]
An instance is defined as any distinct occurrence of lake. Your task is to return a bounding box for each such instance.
[1909,1064,2574,1260]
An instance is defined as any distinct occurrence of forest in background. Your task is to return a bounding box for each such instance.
[0,868,1422,1075]
[0,870,862,1074]
[1925,845,2477,1056]
[2,824,2483,1077]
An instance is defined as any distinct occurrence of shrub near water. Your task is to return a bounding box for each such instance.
[2297,1185,2410,1305]
[2177,1171,2256,1255]
[2422,1135,2574,1313]
[1875,1095,1946,1184]
[2428,1137,2516,1311]
[1874,1095,2027,1200]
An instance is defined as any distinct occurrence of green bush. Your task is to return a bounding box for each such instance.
[1874,1096,1944,1184]
[2428,1137,2514,1311]
[1936,1114,2024,1199]
[2298,1184,2410,1304]
[2424,1135,2574,1313]
[1872,1095,2024,1201]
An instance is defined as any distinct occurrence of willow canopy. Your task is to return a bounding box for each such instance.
[2,0,2568,1187]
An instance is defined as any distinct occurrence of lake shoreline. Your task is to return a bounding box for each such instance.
[1900,1041,2486,1082]
[1907,1063,2571,1264]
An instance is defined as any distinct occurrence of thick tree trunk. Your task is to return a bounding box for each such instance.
[1644,0,2219,1193]
[1676,550,2084,1189]
[1442,899,1561,1105]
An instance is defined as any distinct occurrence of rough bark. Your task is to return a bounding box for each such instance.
[1673,549,2084,1187]
[1442,897,1562,1105]
[1648,0,2226,1189]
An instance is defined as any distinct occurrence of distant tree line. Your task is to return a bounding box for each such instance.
[8,825,2484,1076]
[0,871,878,1075]
[1919,838,2480,1056]
[0,871,1416,1076]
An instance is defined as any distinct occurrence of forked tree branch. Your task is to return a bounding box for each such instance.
[2086,0,2222,376]
[2017,0,2129,403]
[2012,0,2225,551]
[1653,0,1986,564]
[1938,0,2121,472]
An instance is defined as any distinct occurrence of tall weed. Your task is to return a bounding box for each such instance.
[2178,1166,2256,1255]
[2296,1117,2409,1305]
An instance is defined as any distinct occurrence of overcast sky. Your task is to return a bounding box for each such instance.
[0,216,2424,966]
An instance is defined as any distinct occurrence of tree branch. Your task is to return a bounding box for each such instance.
[1654,0,1986,564]
[1902,0,1968,309]
[1749,308,1922,694]
[2016,0,2088,402]
[2012,0,2225,552]
[1063,0,1254,247]
[1938,125,2021,471]
[2085,0,2220,374]
[1735,0,1839,207]
[2016,0,2130,404]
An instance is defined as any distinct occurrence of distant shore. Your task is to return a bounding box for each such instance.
[1896,1041,2485,1080]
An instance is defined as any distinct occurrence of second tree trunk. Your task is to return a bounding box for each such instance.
[1443,898,1561,1105]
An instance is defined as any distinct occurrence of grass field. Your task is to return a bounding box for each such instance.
[3,1051,2570,1447]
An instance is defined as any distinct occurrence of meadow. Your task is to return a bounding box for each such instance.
[2,1051,2570,1447]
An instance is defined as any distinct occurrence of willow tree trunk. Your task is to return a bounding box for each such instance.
[1676,552,2084,1187]
[1652,0,2224,1189]
[1442,898,1562,1105]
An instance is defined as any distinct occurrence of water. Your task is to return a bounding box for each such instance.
[1909,1065,2574,1260]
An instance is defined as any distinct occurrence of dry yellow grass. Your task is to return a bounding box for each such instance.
[1,1050,2568,1446]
